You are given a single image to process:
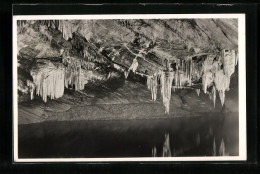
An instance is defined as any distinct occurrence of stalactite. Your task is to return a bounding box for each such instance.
[202,58,213,94]
[160,71,174,114]
[147,70,174,114]
[200,50,237,107]
[26,80,35,100]
[235,51,238,66]
[147,73,159,101]
[189,60,193,85]
[214,70,230,106]
[30,62,65,103]
[218,90,225,107]
[63,56,92,91]
[223,49,236,77]
[58,20,74,40]
[28,51,100,102]
[174,67,181,88]
[202,72,213,94]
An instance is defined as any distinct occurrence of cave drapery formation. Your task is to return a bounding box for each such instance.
[17,19,238,114]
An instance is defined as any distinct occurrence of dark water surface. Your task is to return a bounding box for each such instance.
[18,112,238,158]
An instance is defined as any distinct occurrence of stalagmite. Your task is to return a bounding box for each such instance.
[160,71,174,114]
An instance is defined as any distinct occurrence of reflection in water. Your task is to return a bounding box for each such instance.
[219,138,229,156]
[152,147,157,157]
[213,137,216,156]
[196,133,201,146]
[18,113,238,158]
[152,133,229,157]
[162,133,171,157]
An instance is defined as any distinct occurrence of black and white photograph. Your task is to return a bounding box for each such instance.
[13,14,246,162]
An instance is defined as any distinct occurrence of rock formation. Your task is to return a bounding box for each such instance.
[17,18,238,115]
[30,60,65,102]
[160,71,175,114]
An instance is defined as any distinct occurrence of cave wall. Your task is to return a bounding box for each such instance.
[16,19,238,114]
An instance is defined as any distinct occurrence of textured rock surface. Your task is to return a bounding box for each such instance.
[16,19,238,124]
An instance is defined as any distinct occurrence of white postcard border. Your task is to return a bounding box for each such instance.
[12,14,246,162]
